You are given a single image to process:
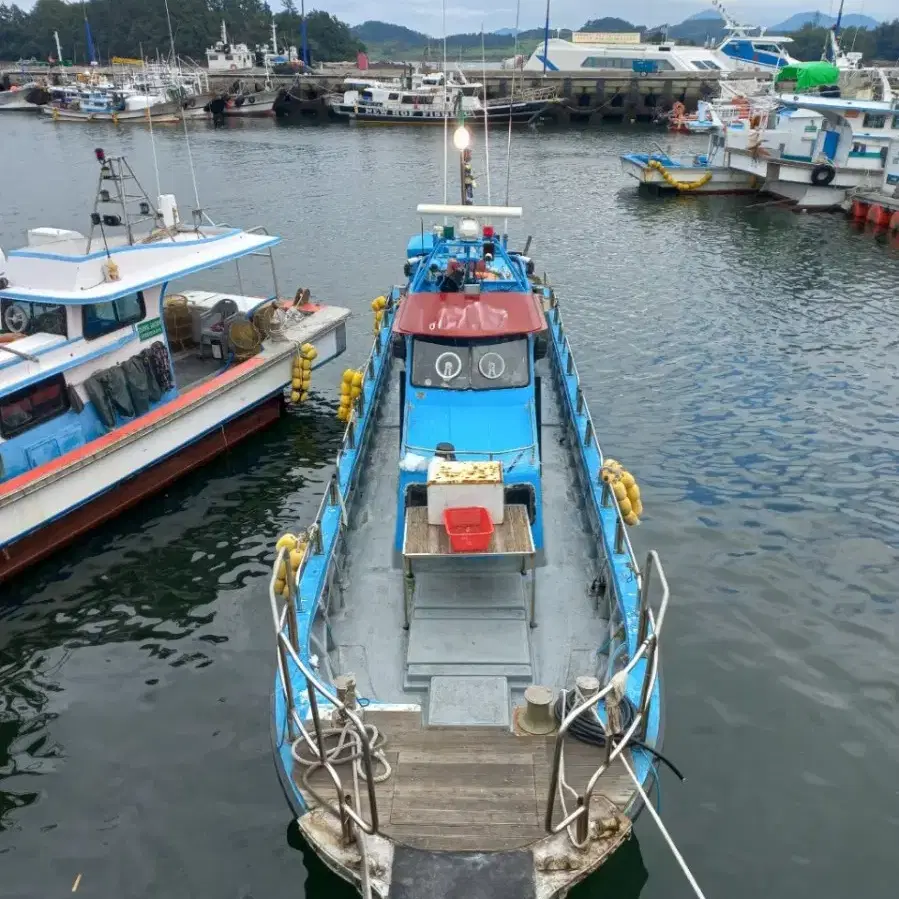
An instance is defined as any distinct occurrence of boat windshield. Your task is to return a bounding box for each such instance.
[410,337,529,390]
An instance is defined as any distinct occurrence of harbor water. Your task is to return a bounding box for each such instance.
[1,115,897,899]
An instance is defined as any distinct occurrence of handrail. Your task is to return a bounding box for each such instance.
[268,291,398,842]
[544,551,669,842]
[270,547,380,836]
[550,302,642,580]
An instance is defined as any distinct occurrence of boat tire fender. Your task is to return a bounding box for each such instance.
[248,95,256,104]
[811,163,836,186]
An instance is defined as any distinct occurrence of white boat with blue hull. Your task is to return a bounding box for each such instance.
[0,150,349,582]
[269,193,672,896]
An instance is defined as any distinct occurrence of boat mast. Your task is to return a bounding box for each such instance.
[300,0,309,67]
[541,0,550,75]
[81,0,98,65]
[823,0,845,63]
[54,30,63,65]
[271,19,278,57]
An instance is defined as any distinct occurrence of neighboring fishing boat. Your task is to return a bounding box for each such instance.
[0,149,349,582]
[268,121,673,896]
[725,100,894,208]
[329,70,558,125]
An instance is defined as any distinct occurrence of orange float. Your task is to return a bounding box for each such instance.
[866,204,890,228]
[889,210,899,232]
[850,198,869,221]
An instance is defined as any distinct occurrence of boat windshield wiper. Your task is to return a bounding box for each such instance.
[0,343,39,362]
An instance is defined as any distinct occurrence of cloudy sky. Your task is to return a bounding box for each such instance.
[13,2,895,36]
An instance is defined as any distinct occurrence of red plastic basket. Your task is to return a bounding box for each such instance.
[443,506,494,553]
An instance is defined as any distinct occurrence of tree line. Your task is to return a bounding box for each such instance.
[786,22,899,63]
[0,0,363,65]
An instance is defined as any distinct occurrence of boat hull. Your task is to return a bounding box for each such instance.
[330,98,554,125]
[0,394,281,582]
[620,154,756,194]
[224,90,278,116]
[0,307,349,583]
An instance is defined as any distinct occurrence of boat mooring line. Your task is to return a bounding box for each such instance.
[619,752,708,899]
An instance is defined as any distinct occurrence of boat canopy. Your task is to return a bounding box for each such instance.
[394,291,545,338]
[775,61,839,90]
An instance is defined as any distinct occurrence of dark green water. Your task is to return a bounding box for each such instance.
[1,115,898,899]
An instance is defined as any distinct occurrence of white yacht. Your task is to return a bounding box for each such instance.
[521,3,796,76]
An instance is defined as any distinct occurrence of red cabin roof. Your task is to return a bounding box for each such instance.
[394,292,545,339]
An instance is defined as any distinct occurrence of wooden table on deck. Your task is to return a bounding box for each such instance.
[402,504,538,626]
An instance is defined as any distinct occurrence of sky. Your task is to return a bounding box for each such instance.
[12,1,895,36]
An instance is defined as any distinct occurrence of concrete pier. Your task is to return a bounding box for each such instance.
[2,64,769,122]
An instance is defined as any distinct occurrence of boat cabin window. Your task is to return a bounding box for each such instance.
[753,43,783,55]
[0,374,70,438]
[411,337,529,391]
[862,113,887,128]
[893,114,899,130]
[388,92,399,100]
[82,291,145,341]
[1,300,67,337]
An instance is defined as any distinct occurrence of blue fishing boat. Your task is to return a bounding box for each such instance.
[269,127,673,897]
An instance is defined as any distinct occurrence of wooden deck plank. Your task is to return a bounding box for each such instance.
[290,707,638,852]
[403,504,534,557]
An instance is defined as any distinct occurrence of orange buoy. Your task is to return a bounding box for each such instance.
[866,204,890,228]
[889,210,899,232]
[850,198,869,221]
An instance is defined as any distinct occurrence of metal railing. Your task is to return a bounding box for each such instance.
[545,551,669,847]
[544,294,670,847]
[270,543,380,841]
[268,290,399,851]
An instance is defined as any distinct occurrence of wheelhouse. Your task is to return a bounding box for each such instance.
[392,223,548,553]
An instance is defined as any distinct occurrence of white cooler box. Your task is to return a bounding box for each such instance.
[426,459,505,526]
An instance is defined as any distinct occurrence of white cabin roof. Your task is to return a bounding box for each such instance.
[0,226,280,306]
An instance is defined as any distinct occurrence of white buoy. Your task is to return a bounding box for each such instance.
[157,194,180,228]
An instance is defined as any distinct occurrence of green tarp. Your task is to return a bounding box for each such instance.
[775,62,840,91]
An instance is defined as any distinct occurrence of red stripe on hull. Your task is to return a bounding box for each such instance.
[0,396,283,584]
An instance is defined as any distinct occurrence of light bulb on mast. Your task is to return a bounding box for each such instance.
[452,125,471,151]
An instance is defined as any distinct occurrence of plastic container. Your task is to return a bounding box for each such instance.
[443,506,494,553]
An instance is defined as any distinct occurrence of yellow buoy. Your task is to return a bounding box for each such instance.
[299,391,309,403]
[351,371,363,387]
[290,389,301,403]
[289,548,303,570]
[621,471,636,489]
[343,369,355,384]
[633,499,644,517]
[618,497,633,517]
[623,511,639,526]
[274,577,286,595]
[626,483,641,503]
[350,385,361,398]
[612,481,628,501]
[291,377,302,389]
[276,533,297,551]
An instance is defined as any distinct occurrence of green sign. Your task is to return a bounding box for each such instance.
[138,317,163,341]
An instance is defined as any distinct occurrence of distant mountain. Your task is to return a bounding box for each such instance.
[770,12,880,32]
[493,27,518,36]
[666,14,727,42]
[579,18,644,32]
[685,8,725,20]
[351,20,430,45]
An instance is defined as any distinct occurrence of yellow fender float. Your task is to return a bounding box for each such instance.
[647,159,712,191]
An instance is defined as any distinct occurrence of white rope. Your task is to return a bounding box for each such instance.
[503,0,521,235]
[482,25,491,204]
[442,0,448,212]
[291,720,393,785]
[142,49,162,200]
[162,0,201,210]
[619,752,708,899]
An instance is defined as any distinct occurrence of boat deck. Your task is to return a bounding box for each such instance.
[294,709,633,852]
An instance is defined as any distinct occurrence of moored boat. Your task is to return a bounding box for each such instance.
[0,150,349,582]
[268,122,672,895]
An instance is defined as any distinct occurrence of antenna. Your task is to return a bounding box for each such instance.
[162,0,202,220]
[542,0,550,76]
[442,0,448,211]
[503,0,521,237]
[481,24,491,204]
